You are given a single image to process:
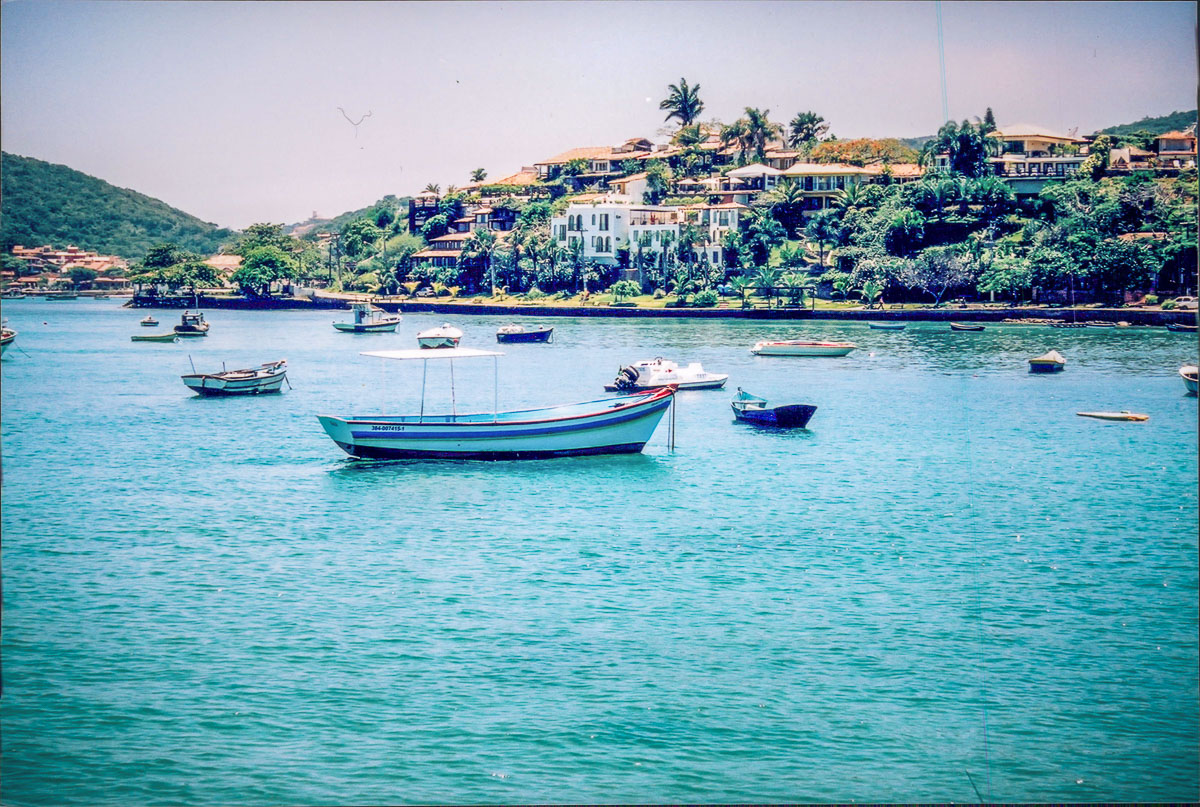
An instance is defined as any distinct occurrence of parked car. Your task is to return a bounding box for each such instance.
[1173,296,1198,310]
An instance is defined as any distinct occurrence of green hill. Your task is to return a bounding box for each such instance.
[1,152,234,260]
[1097,109,1197,137]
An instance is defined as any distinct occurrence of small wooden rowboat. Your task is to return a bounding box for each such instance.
[1028,350,1066,373]
[182,359,287,396]
[949,322,985,332]
[131,332,180,343]
[867,322,906,331]
[731,388,816,428]
[1077,411,1149,422]
[1180,365,1198,395]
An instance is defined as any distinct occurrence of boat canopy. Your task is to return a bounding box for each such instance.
[362,347,503,361]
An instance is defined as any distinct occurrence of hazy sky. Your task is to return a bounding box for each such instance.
[2,1,1196,230]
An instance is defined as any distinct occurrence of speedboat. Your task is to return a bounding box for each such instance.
[1,323,16,355]
[949,322,985,332]
[1181,365,1198,395]
[604,358,728,392]
[496,324,553,343]
[318,347,674,459]
[731,388,816,428]
[417,323,463,349]
[174,310,209,336]
[140,316,159,326]
[751,340,856,357]
[131,332,179,343]
[333,303,401,333]
[182,359,287,396]
[1028,350,1066,373]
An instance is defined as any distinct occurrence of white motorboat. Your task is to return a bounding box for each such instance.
[333,303,401,333]
[417,323,463,349]
[174,310,209,336]
[1,323,16,355]
[318,347,674,459]
[182,359,288,396]
[604,358,728,391]
[1028,350,1066,373]
[1180,365,1198,395]
[751,340,857,357]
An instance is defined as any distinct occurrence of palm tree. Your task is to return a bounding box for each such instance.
[787,111,828,150]
[743,107,783,164]
[804,210,840,269]
[659,77,704,127]
[753,265,782,306]
[857,278,884,309]
[833,182,867,213]
[423,183,440,195]
[462,228,499,294]
[719,119,749,164]
[729,275,754,309]
[470,168,487,183]
[672,123,705,148]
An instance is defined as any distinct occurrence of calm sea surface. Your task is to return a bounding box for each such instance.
[2,298,1197,804]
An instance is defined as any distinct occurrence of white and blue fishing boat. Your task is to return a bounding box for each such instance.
[333,302,402,333]
[318,347,674,460]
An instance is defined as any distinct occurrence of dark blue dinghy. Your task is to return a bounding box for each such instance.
[731,388,816,428]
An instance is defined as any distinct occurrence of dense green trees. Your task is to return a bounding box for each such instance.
[1,152,233,259]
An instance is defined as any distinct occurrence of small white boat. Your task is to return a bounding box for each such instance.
[1028,350,1066,373]
[1180,365,1198,395]
[1077,411,1149,422]
[140,316,159,327]
[604,358,728,392]
[417,323,463,349]
[2,290,28,299]
[182,359,288,396]
[1,323,16,355]
[318,347,674,459]
[751,340,856,357]
[333,303,401,333]
[174,310,209,336]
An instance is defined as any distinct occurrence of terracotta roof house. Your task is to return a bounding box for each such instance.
[1155,129,1197,168]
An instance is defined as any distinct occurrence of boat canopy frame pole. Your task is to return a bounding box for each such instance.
[450,360,456,418]
[493,357,499,423]
[419,360,427,421]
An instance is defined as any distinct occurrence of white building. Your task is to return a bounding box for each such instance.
[551,198,634,266]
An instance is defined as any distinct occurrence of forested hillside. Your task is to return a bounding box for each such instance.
[0,152,233,260]
[1099,110,1197,137]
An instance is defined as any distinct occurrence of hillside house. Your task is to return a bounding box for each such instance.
[1155,128,1197,168]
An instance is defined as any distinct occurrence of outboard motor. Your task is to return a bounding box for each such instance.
[613,365,642,390]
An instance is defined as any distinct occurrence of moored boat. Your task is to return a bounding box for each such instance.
[174,310,209,336]
[604,357,728,392]
[318,347,674,460]
[417,323,463,349]
[949,322,985,332]
[751,340,856,357]
[140,316,159,326]
[1086,320,1115,328]
[867,322,905,330]
[496,324,553,343]
[333,302,401,333]
[1,323,17,355]
[46,291,79,300]
[182,359,287,396]
[1180,365,1198,395]
[1028,350,1066,373]
[1076,411,1149,422]
[1,290,27,299]
[730,388,816,428]
[1166,322,1197,333]
[131,332,179,343]
[1051,322,1087,329]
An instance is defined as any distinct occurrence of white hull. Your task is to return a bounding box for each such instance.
[318,388,673,460]
[751,341,856,357]
[333,321,400,333]
[605,358,728,392]
[1181,365,1198,394]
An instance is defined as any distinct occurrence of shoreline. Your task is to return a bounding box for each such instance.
[110,293,1200,326]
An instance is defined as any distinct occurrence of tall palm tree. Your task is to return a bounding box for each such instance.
[659,78,704,127]
[719,119,749,164]
[470,168,487,183]
[462,228,499,293]
[743,107,783,164]
[753,265,782,306]
[423,183,440,195]
[787,111,828,150]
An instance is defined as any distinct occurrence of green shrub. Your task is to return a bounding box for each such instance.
[1144,294,1159,305]
[1162,299,1177,310]
[525,286,547,301]
[653,288,666,299]
[693,288,719,307]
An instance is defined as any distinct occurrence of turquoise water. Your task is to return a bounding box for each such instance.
[2,298,1197,804]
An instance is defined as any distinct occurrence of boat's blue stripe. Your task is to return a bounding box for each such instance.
[349,398,670,440]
